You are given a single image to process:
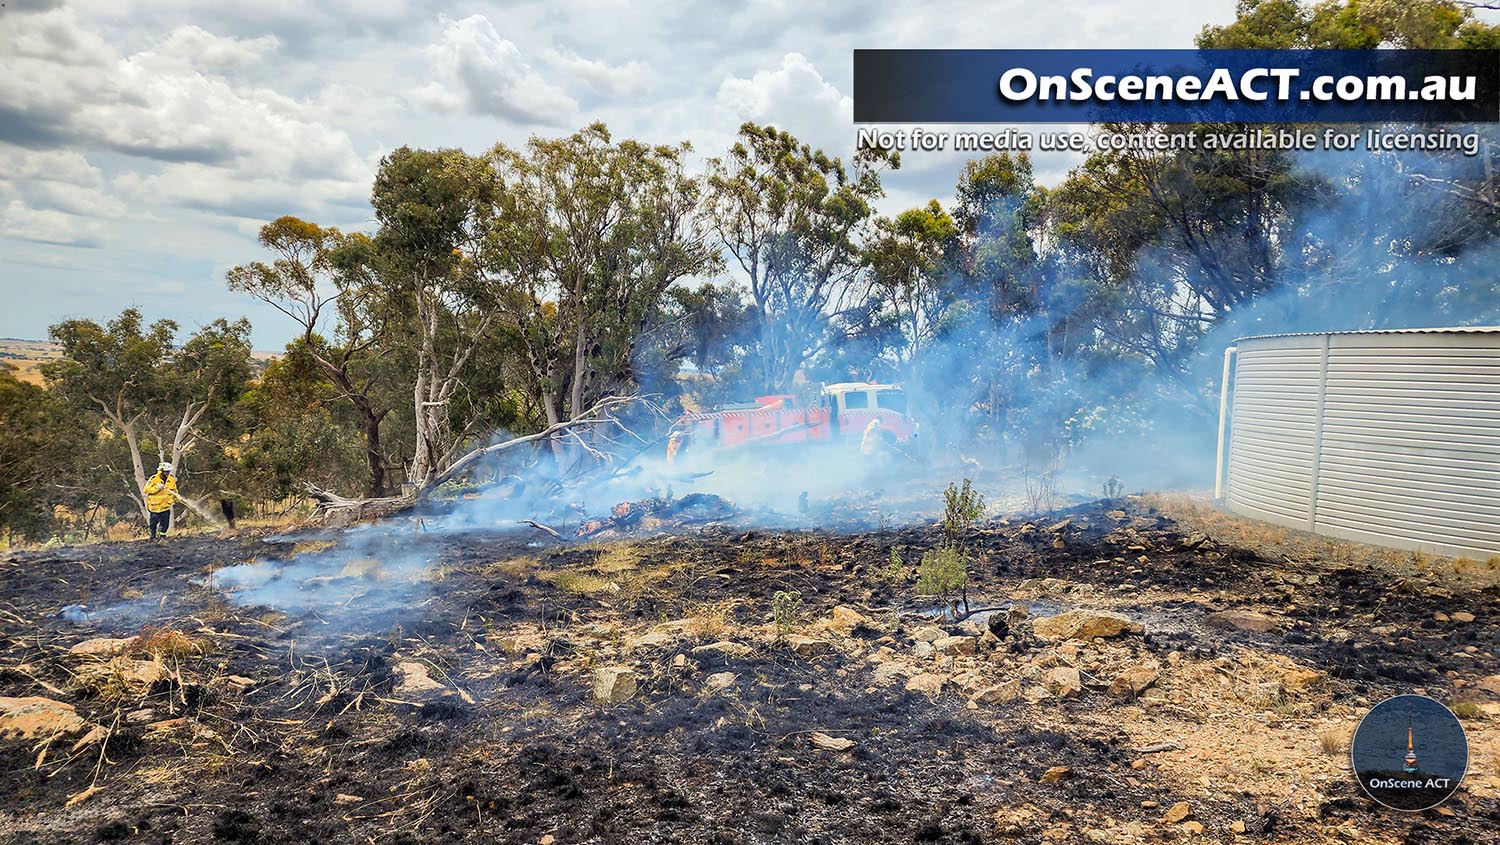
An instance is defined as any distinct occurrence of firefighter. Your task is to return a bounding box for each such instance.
[859,418,885,457]
[666,429,688,466]
[143,462,179,539]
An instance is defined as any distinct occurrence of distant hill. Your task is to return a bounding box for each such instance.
[0,339,277,387]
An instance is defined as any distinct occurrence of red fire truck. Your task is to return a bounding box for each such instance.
[667,382,917,462]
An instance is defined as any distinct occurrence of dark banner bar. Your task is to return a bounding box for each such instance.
[854,49,1500,123]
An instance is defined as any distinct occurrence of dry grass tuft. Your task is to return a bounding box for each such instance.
[537,569,616,595]
[683,601,736,640]
[1317,724,1348,757]
[593,546,640,574]
[137,627,208,659]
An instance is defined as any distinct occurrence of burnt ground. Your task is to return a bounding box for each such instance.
[1,498,1498,844]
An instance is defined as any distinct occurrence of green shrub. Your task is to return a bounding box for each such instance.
[916,545,967,608]
[771,589,803,637]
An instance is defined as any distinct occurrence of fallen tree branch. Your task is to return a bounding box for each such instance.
[300,394,644,525]
[517,520,563,541]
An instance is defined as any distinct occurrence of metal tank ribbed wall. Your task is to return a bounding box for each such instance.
[1218,328,1500,560]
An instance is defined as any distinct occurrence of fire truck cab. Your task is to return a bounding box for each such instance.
[667,381,916,464]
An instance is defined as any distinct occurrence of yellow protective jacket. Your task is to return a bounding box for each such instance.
[144,473,178,513]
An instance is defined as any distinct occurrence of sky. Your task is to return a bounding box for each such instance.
[0,0,1250,349]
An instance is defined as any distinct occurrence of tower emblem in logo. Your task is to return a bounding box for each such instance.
[1350,694,1467,811]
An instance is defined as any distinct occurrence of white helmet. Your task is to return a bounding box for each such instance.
[158,462,174,473]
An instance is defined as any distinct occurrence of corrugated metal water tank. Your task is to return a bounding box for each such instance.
[1218,328,1500,559]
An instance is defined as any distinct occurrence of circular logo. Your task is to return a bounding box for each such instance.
[1350,694,1467,811]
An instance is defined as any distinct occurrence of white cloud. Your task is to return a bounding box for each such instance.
[414,14,578,126]
[0,7,372,226]
[715,53,852,155]
[1,200,108,247]
[539,48,650,99]
[154,25,280,69]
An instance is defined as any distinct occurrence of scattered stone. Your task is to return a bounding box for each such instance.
[1451,611,1475,623]
[1107,668,1159,700]
[824,606,868,635]
[1161,802,1192,824]
[905,673,945,697]
[1434,612,1450,623]
[808,732,855,752]
[540,835,556,845]
[784,635,831,657]
[873,663,914,685]
[225,675,257,689]
[1476,675,1500,695]
[394,662,447,697]
[912,625,945,643]
[972,679,1022,705]
[933,635,977,656]
[1042,666,1082,698]
[0,696,86,740]
[76,657,167,693]
[1230,820,1246,834]
[334,794,362,804]
[1032,610,1140,641]
[671,654,688,670]
[1039,765,1070,784]
[627,631,676,651]
[913,641,935,659]
[1183,821,1204,834]
[1281,667,1323,692]
[68,637,137,658]
[704,672,737,693]
[1206,610,1280,633]
[593,667,637,704]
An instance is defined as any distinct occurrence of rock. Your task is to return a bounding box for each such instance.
[68,637,137,658]
[1451,611,1476,623]
[671,654,688,670]
[1107,668,1159,700]
[824,606,868,635]
[1032,610,1140,641]
[1230,820,1246,834]
[0,696,86,740]
[592,667,637,704]
[1280,667,1322,692]
[337,558,384,579]
[225,675,257,689]
[1039,765,1070,783]
[933,635,977,656]
[1042,666,1082,698]
[913,625,945,643]
[1476,675,1500,695]
[394,662,447,696]
[1182,821,1204,834]
[692,641,752,658]
[627,631,676,651]
[1206,610,1280,633]
[784,635,831,657]
[808,731,855,751]
[905,673,946,697]
[873,663,914,685]
[1434,612,1450,622]
[77,657,166,693]
[540,835,556,845]
[1161,802,1192,824]
[913,641,935,659]
[703,672,737,693]
[986,613,1010,639]
[972,679,1023,705]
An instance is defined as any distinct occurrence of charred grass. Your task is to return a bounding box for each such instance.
[0,499,1496,843]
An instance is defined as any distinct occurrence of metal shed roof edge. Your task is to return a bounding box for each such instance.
[1233,326,1500,344]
